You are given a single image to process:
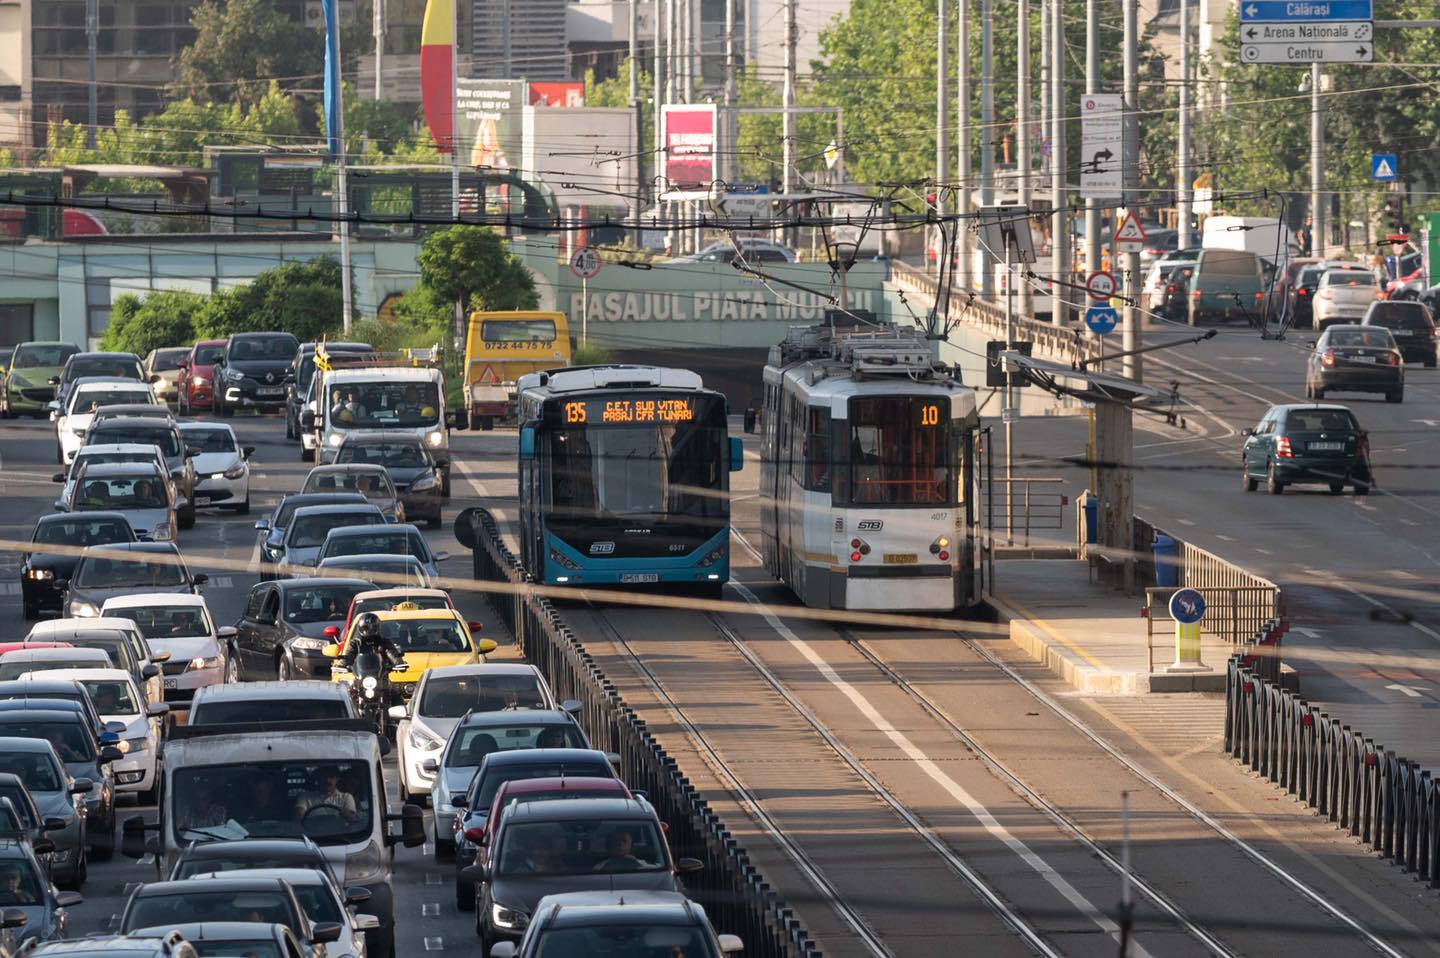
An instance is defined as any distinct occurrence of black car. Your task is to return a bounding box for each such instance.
[255,493,369,581]
[0,705,120,860]
[0,777,62,879]
[334,431,445,525]
[1305,325,1404,403]
[286,342,374,441]
[1362,300,1437,367]
[231,577,375,681]
[0,837,83,948]
[21,513,135,621]
[49,352,145,414]
[216,332,299,417]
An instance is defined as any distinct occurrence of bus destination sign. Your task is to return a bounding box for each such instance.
[564,397,696,424]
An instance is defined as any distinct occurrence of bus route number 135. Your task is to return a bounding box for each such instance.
[565,402,588,423]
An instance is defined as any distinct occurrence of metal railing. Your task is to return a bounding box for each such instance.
[466,509,823,958]
[1137,515,1282,635]
[984,476,1067,549]
[1145,590,1285,673]
[1226,650,1439,891]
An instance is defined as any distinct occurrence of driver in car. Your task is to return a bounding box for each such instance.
[293,766,357,823]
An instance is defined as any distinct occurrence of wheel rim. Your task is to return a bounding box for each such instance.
[226,654,239,683]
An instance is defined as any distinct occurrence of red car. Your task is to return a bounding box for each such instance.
[176,339,226,414]
[0,641,72,656]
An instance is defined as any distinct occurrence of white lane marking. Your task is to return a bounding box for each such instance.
[424,872,443,886]
[1215,534,1235,542]
[1253,548,1273,556]
[421,902,441,916]
[1292,627,1324,639]
[727,578,1150,956]
[1385,683,1429,699]
[423,936,445,951]
[1175,517,1195,526]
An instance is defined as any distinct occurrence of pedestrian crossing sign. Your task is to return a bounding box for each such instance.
[1372,154,1397,181]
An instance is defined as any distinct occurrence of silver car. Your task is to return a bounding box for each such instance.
[189,867,378,958]
[0,739,90,890]
[301,463,404,522]
[57,461,177,543]
[61,542,207,619]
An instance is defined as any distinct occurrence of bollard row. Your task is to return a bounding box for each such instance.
[468,508,825,958]
[1226,649,1440,890]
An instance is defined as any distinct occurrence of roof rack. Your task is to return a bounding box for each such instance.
[314,344,441,373]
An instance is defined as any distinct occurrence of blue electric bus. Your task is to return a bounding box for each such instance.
[514,365,742,594]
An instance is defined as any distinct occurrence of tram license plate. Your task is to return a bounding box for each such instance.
[1308,441,1343,451]
[883,553,917,564]
[620,573,660,584]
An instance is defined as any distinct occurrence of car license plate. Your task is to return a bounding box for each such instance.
[1309,441,1344,451]
[258,387,284,396]
[163,678,178,690]
[883,553,917,564]
[1393,329,1414,337]
[619,573,660,584]
[1349,355,1376,363]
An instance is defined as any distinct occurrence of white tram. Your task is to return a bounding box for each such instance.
[758,324,982,611]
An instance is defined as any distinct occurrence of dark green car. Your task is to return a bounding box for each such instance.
[2,342,80,418]
[1241,403,1371,496]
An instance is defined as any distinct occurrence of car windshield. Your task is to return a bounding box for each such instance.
[13,344,79,369]
[0,754,61,792]
[496,819,667,876]
[273,496,363,530]
[1328,329,1395,348]
[324,558,424,586]
[481,319,557,342]
[0,860,43,905]
[303,471,394,500]
[125,889,296,932]
[1284,409,1361,432]
[324,532,428,561]
[190,699,351,725]
[419,674,548,717]
[88,425,180,457]
[190,942,284,958]
[378,619,468,653]
[289,513,380,549]
[77,679,139,715]
[118,605,212,638]
[74,476,167,511]
[172,852,324,880]
[0,720,93,762]
[70,357,143,382]
[75,553,186,589]
[289,882,342,924]
[33,517,133,547]
[183,427,237,454]
[470,758,612,806]
[65,636,132,670]
[70,390,151,413]
[171,760,373,845]
[0,786,35,827]
[285,585,365,623]
[328,383,441,429]
[336,441,430,469]
[194,345,224,365]
[228,337,298,362]
[1368,304,1432,328]
[449,728,593,775]
[150,349,188,371]
[71,451,160,475]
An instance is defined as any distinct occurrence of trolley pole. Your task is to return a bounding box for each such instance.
[1084,0,1099,276]
[979,0,995,298]
[1016,0,1032,319]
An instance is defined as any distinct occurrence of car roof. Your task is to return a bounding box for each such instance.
[73,378,151,390]
[103,591,204,609]
[93,403,165,412]
[353,587,449,602]
[73,462,165,478]
[540,890,701,926]
[424,663,535,679]
[70,351,140,362]
[463,710,577,729]
[338,430,426,443]
[309,463,388,473]
[321,554,420,567]
[372,607,456,622]
[73,443,163,456]
[0,704,90,723]
[129,922,290,942]
[276,576,375,592]
[1273,402,1352,412]
[178,838,324,859]
[0,736,58,755]
[503,797,650,822]
[0,677,85,692]
[501,776,626,796]
[189,867,328,886]
[29,618,138,636]
[192,681,347,703]
[277,492,368,507]
[290,504,384,517]
[193,339,227,347]
[35,511,132,526]
[178,421,235,432]
[327,522,420,536]
[24,668,132,684]
[5,936,189,955]
[88,417,174,430]
[0,647,110,663]
[81,541,180,556]
[132,876,292,895]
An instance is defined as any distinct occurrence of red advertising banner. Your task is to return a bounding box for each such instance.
[529,82,585,107]
[661,104,718,190]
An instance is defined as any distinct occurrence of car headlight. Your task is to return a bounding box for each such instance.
[426,430,445,447]
[193,376,210,387]
[410,474,439,492]
[222,461,248,480]
[328,433,343,446]
[152,524,173,541]
[119,736,150,754]
[361,675,378,691]
[408,725,441,751]
[224,369,243,382]
[344,840,383,884]
[72,428,86,437]
[187,655,222,671]
[70,600,99,617]
[491,902,528,930]
[291,636,328,652]
[26,569,54,581]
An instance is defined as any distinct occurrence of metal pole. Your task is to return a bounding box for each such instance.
[373,0,385,101]
[630,0,642,242]
[1084,0,1099,276]
[782,0,796,196]
[501,0,512,78]
[724,0,737,183]
[1176,0,1191,249]
[1310,62,1325,259]
[1122,0,1140,382]
[1039,0,1050,180]
[937,0,950,279]
[335,24,354,333]
[1004,240,1014,545]
[957,0,972,290]
[1016,0,1032,318]
[450,0,462,347]
[980,0,995,298]
[1049,0,1067,326]
[85,0,98,150]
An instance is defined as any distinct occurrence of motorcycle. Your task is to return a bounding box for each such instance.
[344,649,409,736]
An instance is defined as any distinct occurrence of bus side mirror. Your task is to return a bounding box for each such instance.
[518,426,536,460]
[301,411,316,431]
[450,407,469,431]
[729,436,744,472]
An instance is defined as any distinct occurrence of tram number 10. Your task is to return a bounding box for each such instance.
[920,403,941,426]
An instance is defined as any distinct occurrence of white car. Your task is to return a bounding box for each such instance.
[53,378,160,465]
[190,867,378,958]
[99,593,231,709]
[55,442,171,505]
[390,663,559,804]
[35,667,165,801]
[25,615,169,706]
[178,421,253,513]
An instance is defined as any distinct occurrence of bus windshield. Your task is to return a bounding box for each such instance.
[327,381,440,428]
[846,396,952,506]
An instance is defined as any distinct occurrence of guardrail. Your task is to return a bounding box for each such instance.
[466,509,824,958]
[984,476,1067,549]
[1225,650,1439,891]
[1144,596,1285,674]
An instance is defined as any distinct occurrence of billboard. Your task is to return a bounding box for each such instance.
[529,82,585,107]
[456,79,525,170]
[661,104,718,191]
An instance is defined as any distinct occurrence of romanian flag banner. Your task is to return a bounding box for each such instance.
[420,0,455,153]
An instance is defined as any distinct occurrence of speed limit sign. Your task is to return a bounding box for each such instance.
[570,248,602,280]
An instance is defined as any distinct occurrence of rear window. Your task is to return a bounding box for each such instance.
[1283,409,1361,433]
[1321,270,1375,287]
[1366,303,1433,329]
[448,725,589,769]
[1198,251,1262,279]
[481,319,557,342]
[190,699,350,725]
[1329,329,1395,348]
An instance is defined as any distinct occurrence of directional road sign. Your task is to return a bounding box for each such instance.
[1240,38,1373,63]
[1085,305,1119,335]
[1080,94,1122,201]
[1169,587,1207,625]
[1241,20,1370,42]
[1086,270,1117,301]
[1371,154,1397,181]
[1238,0,1372,21]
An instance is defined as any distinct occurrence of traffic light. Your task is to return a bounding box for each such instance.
[1384,196,1405,234]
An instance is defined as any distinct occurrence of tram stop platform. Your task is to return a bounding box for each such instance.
[987,559,1233,694]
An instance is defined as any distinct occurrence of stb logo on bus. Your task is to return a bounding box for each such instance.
[857,520,884,531]
[588,541,616,555]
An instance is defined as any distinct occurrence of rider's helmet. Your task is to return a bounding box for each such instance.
[354,612,382,643]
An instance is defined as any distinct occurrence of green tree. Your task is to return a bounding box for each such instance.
[99,292,203,355]
[195,258,348,340]
[416,226,539,313]
[585,60,655,150]
[175,0,324,109]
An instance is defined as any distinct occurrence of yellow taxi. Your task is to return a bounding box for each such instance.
[325,607,498,701]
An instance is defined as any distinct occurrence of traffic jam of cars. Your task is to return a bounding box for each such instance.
[0,337,746,958]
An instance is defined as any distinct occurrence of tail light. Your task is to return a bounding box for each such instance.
[849,537,871,562]
[464,826,486,843]
[1166,284,1177,294]
[1297,287,1308,296]
[929,536,951,562]
[1255,292,1264,301]
[1191,289,1202,298]
[1320,350,1335,367]
[1382,351,1400,366]
[1374,290,1385,300]
[1276,436,1294,459]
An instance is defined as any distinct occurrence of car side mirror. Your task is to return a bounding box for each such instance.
[47,376,60,385]
[718,933,745,954]
[218,626,238,639]
[433,550,451,562]
[450,794,468,809]
[387,705,407,721]
[43,817,69,832]
[243,445,255,459]
[1242,428,1254,437]
[120,815,149,859]
[150,651,171,663]
[254,518,271,532]
[354,913,382,931]
[99,746,124,764]
[193,573,209,586]
[1307,340,1317,348]
[185,446,201,458]
[52,473,65,483]
[33,838,56,855]
[343,886,372,906]
[146,702,169,718]
[301,410,316,430]
[311,922,343,945]
[560,699,581,714]
[422,757,439,773]
[53,501,69,513]
[476,638,498,656]
[489,943,517,958]
[0,907,26,930]
[177,358,190,368]
[390,803,425,848]
[53,578,69,592]
[148,373,162,384]
[451,408,469,431]
[55,890,83,909]
[49,410,59,422]
[467,620,483,633]
[142,664,159,680]
[676,857,704,874]
[459,863,488,884]
[605,752,622,767]
[70,779,92,795]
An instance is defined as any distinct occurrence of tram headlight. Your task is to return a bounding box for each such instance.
[931,536,951,561]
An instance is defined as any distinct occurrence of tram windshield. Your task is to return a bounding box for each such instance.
[846,396,952,505]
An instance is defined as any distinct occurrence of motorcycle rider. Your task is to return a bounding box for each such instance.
[340,611,407,674]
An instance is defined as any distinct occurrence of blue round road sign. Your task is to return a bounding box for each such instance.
[1085,305,1119,335]
[1169,588,1207,624]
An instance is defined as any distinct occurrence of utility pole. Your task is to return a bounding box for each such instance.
[724,0,737,183]
[373,0,385,101]
[979,0,995,298]
[1049,0,1067,326]
[85,0,98,150]
[1122,0,1140,382]
[1176,0,1191,249]
[1039,0,1050,181]
[1016,0,1032,318]
[630,0,643,243]
[782,0,797,198]
[957,0,972,290]
[1310,62,1325,258]
[1084,0,1099,276]
[936,0,949,279]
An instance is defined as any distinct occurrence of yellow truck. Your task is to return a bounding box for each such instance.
[463,310,571,429]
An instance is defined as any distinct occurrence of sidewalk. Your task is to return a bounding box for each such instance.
[988,559,1232,694]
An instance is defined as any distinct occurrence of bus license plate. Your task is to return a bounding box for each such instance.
[620,573,660,584]
[883,553,917,564]
[163,679,178,690]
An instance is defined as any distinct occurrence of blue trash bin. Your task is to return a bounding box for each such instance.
[1153,534,1179,587]
[1082,498,1098,545]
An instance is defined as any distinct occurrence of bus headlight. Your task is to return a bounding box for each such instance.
[426,430,445,447]
[697,545,727,567]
